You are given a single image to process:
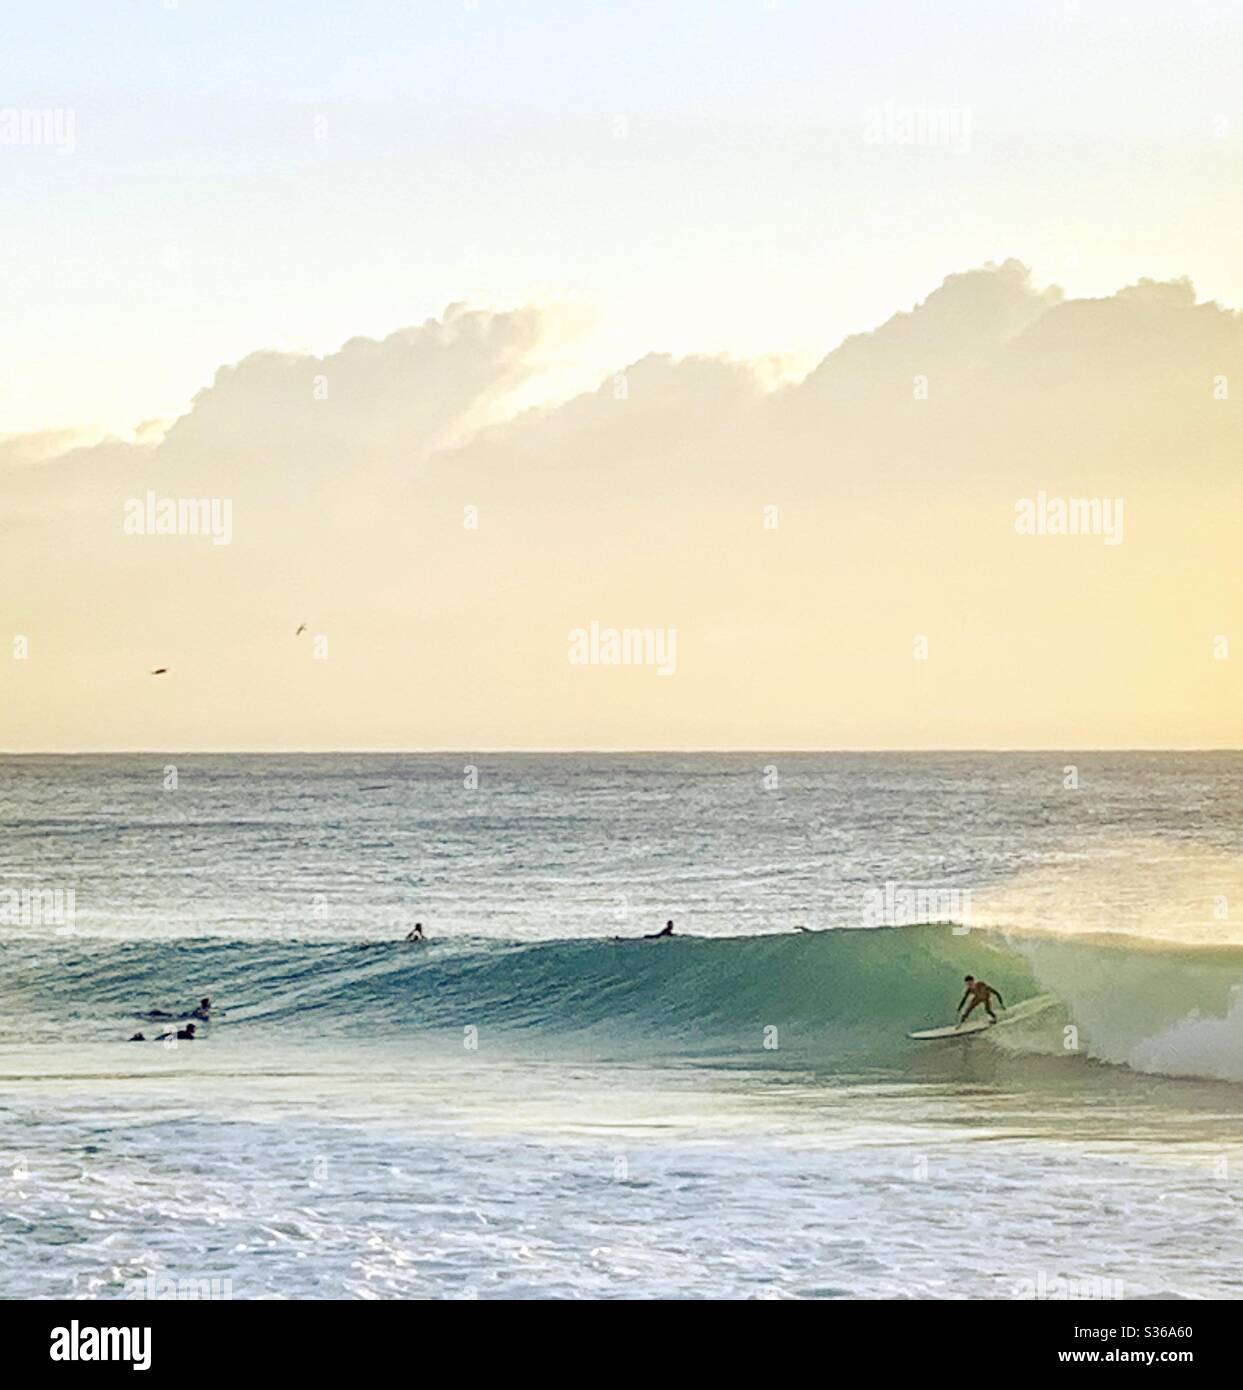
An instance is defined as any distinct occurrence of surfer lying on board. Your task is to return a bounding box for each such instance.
[614,920,676,942]
[129,1024,197,1041]
[958,975,1004,1026]
[156,1024,197,1041]
[143,996,212,1021]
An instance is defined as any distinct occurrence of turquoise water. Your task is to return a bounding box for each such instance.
[2,753,1242,1298]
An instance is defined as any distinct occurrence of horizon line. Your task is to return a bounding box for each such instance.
[2,746,1241,757]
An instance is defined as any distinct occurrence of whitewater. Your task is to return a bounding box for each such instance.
[2,752,1241,1299]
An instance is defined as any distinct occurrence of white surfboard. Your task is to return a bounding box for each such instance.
[908,994,1058,1041]
[907,1018,996,1040]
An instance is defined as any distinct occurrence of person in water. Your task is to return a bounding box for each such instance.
[612,919,676,942]
[154,1023,197,1041]
[144,996,211,1021]
[405,923,425,942]
[958,975,1005,1025]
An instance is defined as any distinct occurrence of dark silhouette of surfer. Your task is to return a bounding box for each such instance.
[143,996,213,1021]
[615,919,676,941]
[155,1023,197,1041]
[130,1024,196,1041]
[405,923,425,942]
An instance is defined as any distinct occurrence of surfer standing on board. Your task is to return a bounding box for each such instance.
[957,975,1004,1026]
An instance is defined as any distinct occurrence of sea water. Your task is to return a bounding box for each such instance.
[2,753,1241,1299]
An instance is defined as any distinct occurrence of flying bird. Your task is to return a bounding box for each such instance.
[295,624,307,637]
[150,668,168,676]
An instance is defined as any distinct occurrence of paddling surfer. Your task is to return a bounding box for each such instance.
[957,975,1004,1026]
[614,919,676,942]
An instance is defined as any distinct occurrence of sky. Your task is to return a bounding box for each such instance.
[2,1,1241,748]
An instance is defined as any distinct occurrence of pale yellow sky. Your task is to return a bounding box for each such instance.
[3,4,1242,748]
[2,264,1240,750]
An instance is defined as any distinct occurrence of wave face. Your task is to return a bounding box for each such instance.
[9,924,1242,1081]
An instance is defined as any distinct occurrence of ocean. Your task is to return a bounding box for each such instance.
[2,752,1242,1300]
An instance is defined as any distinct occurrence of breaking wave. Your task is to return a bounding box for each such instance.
[7,922,1243,1083]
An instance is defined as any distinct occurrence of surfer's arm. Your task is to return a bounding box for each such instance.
[993,990,1005,1009]
[956,990,969,1013]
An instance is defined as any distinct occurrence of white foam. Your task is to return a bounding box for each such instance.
[1128,986,1243,1083]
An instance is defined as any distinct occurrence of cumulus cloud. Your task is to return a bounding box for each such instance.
[2,264,1240,749]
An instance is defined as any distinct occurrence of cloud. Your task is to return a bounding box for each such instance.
[2,265,1240,749]
[159,302,545,478]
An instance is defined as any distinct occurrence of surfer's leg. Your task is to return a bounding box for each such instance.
[986,1004,998,1023]
[959,999,980,1025]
